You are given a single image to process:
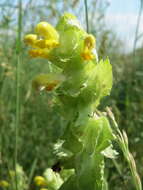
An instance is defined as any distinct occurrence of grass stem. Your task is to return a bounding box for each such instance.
[106,107,142,190]
[84,0,89,32]
[15,0,22,189]
[133,0,143,57]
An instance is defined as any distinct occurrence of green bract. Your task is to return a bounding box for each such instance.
[25,13,114,190]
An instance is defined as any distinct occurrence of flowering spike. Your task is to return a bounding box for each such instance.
[25,13,114,190]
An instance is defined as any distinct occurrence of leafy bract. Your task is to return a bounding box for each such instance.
[81,116,114,153]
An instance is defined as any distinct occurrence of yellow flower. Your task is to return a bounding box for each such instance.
[81,46,94,60]
[0,180,10,188]
[35,22,59,41]
[81,34,96,61]
[35,39,59,49]
[24,22,59,59]
[84,34,95,49]
[24,34,37,46]
[28,49,50,58]
[32,73,64,92]
[34,176,47,186]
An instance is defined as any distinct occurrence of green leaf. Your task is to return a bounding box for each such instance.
[59,116,114,190]
[79,116,114,153]
[62,124,83,155]
[94,116,115,152]
[80,58,113,107]
[75,152,104,190]
[50,13,87,68]
[73,117,114,190]
[59,175,79,190]
[95,58,113,98]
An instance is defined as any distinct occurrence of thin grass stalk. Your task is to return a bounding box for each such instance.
[133,0,143,57]
[106,107,142,190]
[84,0,89,32]
[15,0,22,189]
[27,158,38,187]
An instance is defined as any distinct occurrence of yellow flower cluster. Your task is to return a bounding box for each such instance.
[0,180,10,188]
[24,22,59,58]
[34,176,47,186]
[81,34,96,61]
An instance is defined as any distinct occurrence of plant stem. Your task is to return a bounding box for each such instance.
[15,0,22,189]
[133,0,143,57]
[84,0,89,32]
[106,107,142,190]
[27,158,38,187]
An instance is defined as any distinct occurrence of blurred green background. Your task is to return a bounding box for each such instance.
[0,0,143,189]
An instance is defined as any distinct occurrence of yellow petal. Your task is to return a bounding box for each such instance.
[35,39,59,49]
[84,34,96,49]
[29,49,42,58]
[35,22,59,41]
[34,176,47,186]
[40,49,50,58]
[24,34,37,46]
[35,39,47,48]
[0,180,10,188]
[81,34,96,60]
[45,40,59,48]
[81,47,94,61]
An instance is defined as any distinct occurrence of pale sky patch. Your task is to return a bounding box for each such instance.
[105,0,143,52]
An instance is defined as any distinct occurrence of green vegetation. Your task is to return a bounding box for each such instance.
[0,1,143,190]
